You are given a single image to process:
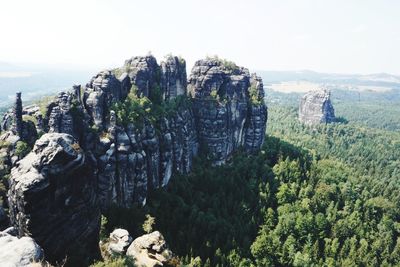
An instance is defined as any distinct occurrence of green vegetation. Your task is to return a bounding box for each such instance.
[210,89,219,101]
[267,105,400,208]
[112,87,153,127]
[37,95,55,117]
[142,214,155,234]
[112,85,191,129]
[102,91,400,266]
[206,55,238,71]
[14,141,30,158]
[267,88,400,131]
[90,256,136,267]
[335,101,400,131]
[249,85,262,105]
[22,114,37,124]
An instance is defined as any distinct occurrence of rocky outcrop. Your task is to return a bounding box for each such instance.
[84,70,130,129]
[188,58,267,164]
[160,56,187,100]
[107,228,133,255]
[2,55,267,264]
[94,56,197,208]
[126,231,173,267]
[122,55,160,97]
[0,229,44,266]
[3,55,266,211]
[8,133,100,264]
[3,93,39,146]
[299,88,335,125]
[244,74,268,152]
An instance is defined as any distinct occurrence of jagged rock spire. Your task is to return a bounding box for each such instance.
[13,92,23,137]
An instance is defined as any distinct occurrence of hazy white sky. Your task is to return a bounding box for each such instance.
[1,0,399,74]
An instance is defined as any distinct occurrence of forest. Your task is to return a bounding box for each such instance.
[97,89,400,266]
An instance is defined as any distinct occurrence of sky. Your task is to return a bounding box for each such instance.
[1,0,400,74]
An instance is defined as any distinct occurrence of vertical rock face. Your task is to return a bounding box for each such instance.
[160,56,187,100]
[244,74,268,152]
[299,88,336,125]
[91,56,197,208]
[14,92,23,137]
[84,70,129,129]
[3,56,267,211]
[9,92,37,145]
[8,133,100,264]
[123,55,160,97]
[2,54,268,264]
[188,58,267,164]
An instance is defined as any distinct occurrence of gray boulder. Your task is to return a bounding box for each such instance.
[8,133,100,264]
[107,228,133,255]
[299,88,336,125]
[0,230,44,267]
[126,231,172,267]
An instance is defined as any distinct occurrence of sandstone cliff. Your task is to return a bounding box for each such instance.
[188,58,267,164]
[299,88,335,125]
[1,55,267,264]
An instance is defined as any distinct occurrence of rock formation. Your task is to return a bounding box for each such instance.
[3,55,266,210]
[160,55,187,100]
[126,231,173,267]
[122,55,160,97]
[0,228,44,266]
[8,133,100,264]
[1,55,268,264]
[188,58,268,164]
[299,88,336,125]
[107,228,132,255]
[14,92,23,137]
[84,70,130,129]
[3,93,39,146]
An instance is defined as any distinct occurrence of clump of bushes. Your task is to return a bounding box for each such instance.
[249,84,263,105]
[112,87,153,128]
[206,55,238,71]
[15,141,30,158]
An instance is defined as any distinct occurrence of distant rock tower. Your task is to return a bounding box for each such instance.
[14,92,23,136]
[299,88,335,125]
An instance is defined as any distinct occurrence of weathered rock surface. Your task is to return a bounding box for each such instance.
[0,206,6,227]
[8,133,100,264]
[123,55,160,97]
[84,70,129,129]
[244,74,268,152]
[160,56,187,100]
[188,58,267,164]
[299,88,336,125]
[0,229,44,266]
[126,231,173,267]
[107,228,133,255]
[2,93,39,146]
[2,55,268,264]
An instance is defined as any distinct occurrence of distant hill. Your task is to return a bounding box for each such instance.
[0,63,96,109]
[258,70,400,88]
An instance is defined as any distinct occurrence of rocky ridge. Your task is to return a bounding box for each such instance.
[1,55,267,264]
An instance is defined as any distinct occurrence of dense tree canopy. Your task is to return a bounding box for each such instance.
[102,97,400,266]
